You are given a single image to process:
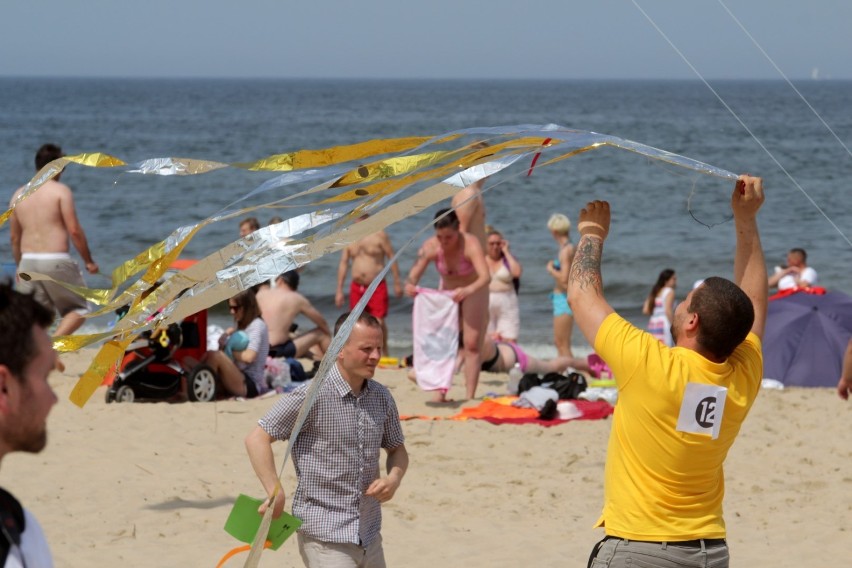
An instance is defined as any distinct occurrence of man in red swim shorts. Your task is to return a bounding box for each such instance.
[335,225,402,354]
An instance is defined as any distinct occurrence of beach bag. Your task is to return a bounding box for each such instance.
[546,372,588,400]
[287,358,308,382]
[517,373,542,395]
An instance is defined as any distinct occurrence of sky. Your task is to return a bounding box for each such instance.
[1,0,850,80]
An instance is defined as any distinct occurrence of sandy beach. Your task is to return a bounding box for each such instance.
[2,348,850,567]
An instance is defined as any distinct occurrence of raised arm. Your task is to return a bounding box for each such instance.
[502,240,523,278]
[731,176,767,339]
[452,185,479,234]
[458,233,491,300]
[567,201,615,344]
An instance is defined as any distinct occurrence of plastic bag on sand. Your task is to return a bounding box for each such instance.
[761,378,785,390]
[579,387,618,405]
[265,357,292,392]
[557,401,583,420]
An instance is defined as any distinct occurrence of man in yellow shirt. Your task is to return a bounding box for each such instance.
[569,176,767,568]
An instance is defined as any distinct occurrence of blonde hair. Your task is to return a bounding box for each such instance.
[547,213,571,235]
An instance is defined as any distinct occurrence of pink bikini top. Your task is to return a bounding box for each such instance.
[436,242,475,277]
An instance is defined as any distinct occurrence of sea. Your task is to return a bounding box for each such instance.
[1,78,850,357]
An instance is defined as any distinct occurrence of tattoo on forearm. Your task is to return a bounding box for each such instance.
[570,236,604,296]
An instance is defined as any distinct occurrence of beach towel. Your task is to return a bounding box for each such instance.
[451,398,614,427]
[413,287,458,393]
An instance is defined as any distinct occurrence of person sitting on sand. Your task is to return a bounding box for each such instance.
[197,289,269,399]
[256,270,331,361]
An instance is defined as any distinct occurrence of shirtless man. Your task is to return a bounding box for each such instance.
[335,228,402,353]
[256,270,331,360]
[9,144,98,337]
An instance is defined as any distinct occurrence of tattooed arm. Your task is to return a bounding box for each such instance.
[731,175,767,339]
[568,201,615,345]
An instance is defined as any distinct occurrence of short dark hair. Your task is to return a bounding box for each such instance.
[278,270,300,290]
[35,143,63,171]
[688,276,754,360]
[0,284,54,380]
[334,311,382,337]
[433,208,459,230]
[789,248,807,263]
[230,288,261,330]
[240,217,260,231]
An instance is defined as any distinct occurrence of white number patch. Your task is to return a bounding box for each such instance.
[676,383,727,439]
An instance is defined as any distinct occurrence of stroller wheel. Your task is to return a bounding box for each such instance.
[115,385,136,403]
[105,388,115,404]
[188,365,217,402]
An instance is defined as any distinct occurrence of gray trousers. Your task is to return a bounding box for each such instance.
[298,533,386,568]
[589,536,729,568]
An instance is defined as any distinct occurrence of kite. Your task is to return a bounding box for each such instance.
[0,124,738,408]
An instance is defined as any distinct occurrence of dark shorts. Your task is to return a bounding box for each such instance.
[269,340,296,359]
[244,373,259,399]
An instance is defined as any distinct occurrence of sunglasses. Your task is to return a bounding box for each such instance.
[228,303,241,312]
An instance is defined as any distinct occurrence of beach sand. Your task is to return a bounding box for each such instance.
[2,349,850,567]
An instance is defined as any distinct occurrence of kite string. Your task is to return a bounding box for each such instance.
[629,0,852,249]
[716,0,852,160]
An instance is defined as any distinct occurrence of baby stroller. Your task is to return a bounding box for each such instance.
[104,309,219,403]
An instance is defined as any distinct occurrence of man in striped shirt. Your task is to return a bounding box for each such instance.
[246,312,408,568]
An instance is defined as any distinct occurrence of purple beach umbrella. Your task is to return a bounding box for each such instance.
[762,290,852,387]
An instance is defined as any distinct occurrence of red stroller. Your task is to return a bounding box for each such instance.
[104,308,219,403]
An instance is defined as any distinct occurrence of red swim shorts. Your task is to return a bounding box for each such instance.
[350,279,389,318]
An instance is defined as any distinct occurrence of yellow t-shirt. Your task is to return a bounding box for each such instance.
[594,313,763,541]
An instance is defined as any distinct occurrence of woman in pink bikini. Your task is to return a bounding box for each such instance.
[405,208,490,401]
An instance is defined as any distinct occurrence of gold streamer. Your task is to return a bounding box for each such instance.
[69,338,131,408]
[235,135,433,171]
